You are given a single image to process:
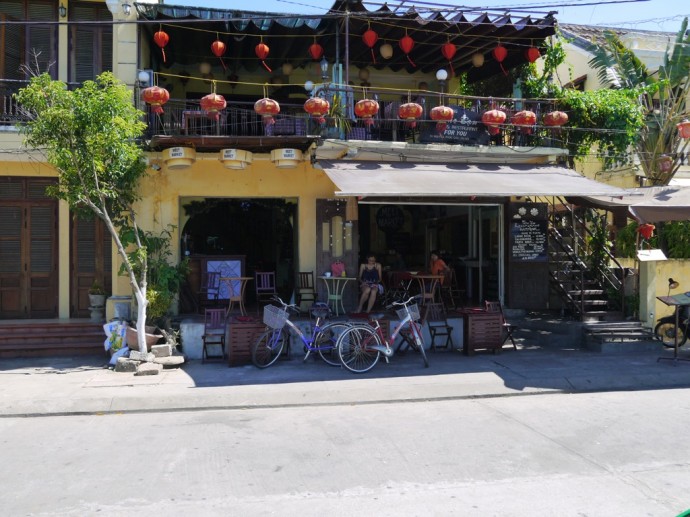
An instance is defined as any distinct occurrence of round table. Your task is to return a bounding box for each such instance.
[319,276,356,316]
[411,274,444,306]
[220,276,253,317]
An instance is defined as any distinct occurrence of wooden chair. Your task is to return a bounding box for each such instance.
[197,271,221,313]
[201,308,227,362]
[440,268,465,310]
[255,271,277,311]
[484,300,518,350]
[295,271,317,309]
[425,302,455,351]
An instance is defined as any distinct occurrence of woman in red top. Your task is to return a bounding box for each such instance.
[429,250,449,284]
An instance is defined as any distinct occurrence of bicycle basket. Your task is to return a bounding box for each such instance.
[263,304,289,329]
[396,304,420,322]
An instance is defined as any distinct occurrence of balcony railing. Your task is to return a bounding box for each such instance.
[3,77,564,151]
[0,79,29,127]
[140,87,564,150]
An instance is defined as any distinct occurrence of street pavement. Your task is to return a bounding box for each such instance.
[2,337,690,418]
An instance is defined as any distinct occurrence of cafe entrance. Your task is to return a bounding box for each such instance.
[356,202,503,306]
[180,197,297,311]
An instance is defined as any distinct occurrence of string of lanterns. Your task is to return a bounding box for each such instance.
[150,23,545,75]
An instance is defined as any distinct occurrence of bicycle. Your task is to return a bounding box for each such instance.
[336,296,429,373]
[251,297,352,368]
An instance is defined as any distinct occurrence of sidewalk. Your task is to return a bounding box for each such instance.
[2,338,689,417]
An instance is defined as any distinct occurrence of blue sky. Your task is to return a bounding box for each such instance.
[167,0,689,33]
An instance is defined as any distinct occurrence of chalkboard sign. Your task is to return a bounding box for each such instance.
[419,107,490,145]
[376,206,405,232]
[510,220,548,262]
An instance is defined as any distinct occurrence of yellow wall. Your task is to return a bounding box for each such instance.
[109,151,338,298]
[637,259,690,325]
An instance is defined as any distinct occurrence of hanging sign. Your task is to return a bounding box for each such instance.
[420,107,489,145]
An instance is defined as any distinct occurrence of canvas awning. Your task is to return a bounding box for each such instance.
[317,161,631,201]
[572,186,690,223]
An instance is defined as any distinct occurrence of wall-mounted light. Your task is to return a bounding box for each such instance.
[137,70,151,86]
[105,0,131,16]
[59,3,67,18]
[320,57,329,82]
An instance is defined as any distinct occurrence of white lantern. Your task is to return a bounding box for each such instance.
[358,67,370,81]
[199,62,212,75]
[471,53,485,67]
[380,43,393,59]
[281,62,294,76]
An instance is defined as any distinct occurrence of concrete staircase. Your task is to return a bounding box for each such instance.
[0,320,105,358]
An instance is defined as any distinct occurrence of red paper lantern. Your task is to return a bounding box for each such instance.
[211,39,227,70]
[354,98,380,126]
[524,47,540,63]
[254,97,280,126]
[441,41,457,75]
[308,42,324,60]
[430,105,454,132]
[363,28,378,63]
[493,43,508,75]
[637,223,655,240]
[543,110,568,127]
[304,97,330,125]
[200,93,227,121]
[255,41,272,72]
[141,86,170,115]
[481,109,507,136]
[677,119,690,139]
[511,110,537,134]
[153,29,169,63]
[399,34,416,67]
[398,102,423,128]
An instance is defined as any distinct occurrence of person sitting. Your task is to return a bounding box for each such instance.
[355,253,383,313]
[430,250,450,284]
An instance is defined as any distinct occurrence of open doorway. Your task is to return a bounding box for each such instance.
[180,198,297,311]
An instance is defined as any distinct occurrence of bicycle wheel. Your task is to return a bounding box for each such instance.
[251,328,287,368]
[655,320,688,348]
[315,322,351,366]
[409,321,429,368]
[337,325,381,373]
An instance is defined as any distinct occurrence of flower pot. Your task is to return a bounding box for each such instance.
[88,294,106,308]
[126,325,163,351]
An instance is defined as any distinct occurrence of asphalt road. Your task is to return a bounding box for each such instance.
[1,388,689,516]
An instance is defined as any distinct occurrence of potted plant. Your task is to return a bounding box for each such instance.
[88,281,107,308]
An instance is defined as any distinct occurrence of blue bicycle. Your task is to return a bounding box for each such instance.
[251,297,352,368]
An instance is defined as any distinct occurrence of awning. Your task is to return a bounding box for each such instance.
[317,161,631,200]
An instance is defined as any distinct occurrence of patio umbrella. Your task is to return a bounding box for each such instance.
[629,186,690,223]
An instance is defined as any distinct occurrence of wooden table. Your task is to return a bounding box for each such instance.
[411,274,444,306]
[220,276,253,317]
[319,276,356,316]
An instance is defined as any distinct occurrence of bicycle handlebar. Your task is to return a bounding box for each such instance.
[270,295,299,313]
[386,295,420,310]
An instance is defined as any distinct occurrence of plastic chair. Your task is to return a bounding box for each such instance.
[202,308,227,362]
[485,300,518,350]
[425,302,454,351]
[255,271,277,310]
[295,271,317,309]
[197,271,221,313]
